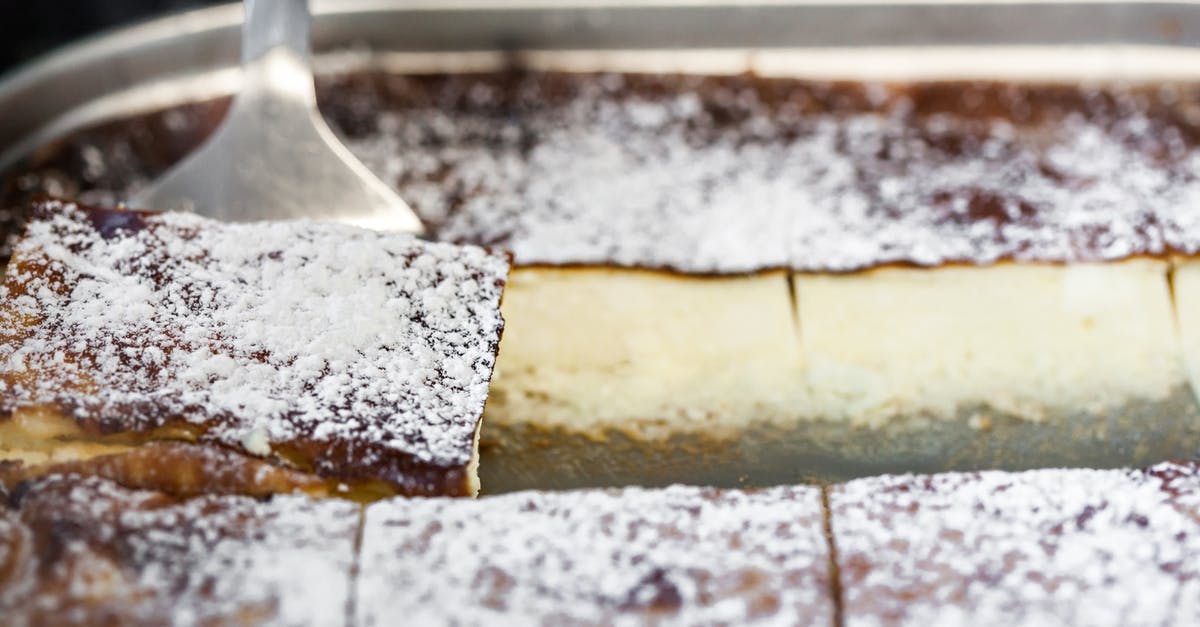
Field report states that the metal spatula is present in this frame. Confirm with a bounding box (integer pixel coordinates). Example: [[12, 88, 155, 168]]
[[130, 0, 424, 234]]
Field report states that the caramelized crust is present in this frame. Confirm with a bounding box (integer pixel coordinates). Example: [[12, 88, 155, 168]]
[[0, 442, 334, 499], [358, 484, 832, 625], [7, 73, 1200, 272], [832, 462, 1200, 625], [1, 474, 358, 626], [0, 201, 508, 498]]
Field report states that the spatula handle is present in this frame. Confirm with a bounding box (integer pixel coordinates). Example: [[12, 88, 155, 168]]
[[240, 0, 316, 105], [243, 0, 312, 65]]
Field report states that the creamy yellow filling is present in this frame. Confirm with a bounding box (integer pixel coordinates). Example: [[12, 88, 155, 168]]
[[796, 259, 1184, 427], [486, 260, 1189, 439], [485, 267, 805, 439]]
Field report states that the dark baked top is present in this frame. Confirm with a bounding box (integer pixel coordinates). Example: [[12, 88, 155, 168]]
[[357, 484, 832, 625], [341, 73, 1200, 273], [1, 474, 358, 626], [9, 465, 1200, 625], [0, 201, 509, 495], [831, 462, 1200, 626], [4, 71, 1200, 273]]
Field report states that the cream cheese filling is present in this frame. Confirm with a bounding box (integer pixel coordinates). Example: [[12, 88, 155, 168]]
[[484, 267, 805, 439], [486, 259, 1191, 439], [796, 259, 1184, 428]]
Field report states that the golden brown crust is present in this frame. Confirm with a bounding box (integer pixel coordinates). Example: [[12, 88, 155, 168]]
[[0, 201, 507, 499], [1, 474, 359, 625], [0, 441, 334, 499]]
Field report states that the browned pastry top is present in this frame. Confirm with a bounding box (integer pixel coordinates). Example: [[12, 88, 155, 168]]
[[0, 474, 358, 625], [341, 73, 1200, 273], [357, 483, 832, 624], [0, 201, 508, 496], [8, 71, 1199, 273], [831, 462, 1200, 625], [9, 465, 1200, 624]]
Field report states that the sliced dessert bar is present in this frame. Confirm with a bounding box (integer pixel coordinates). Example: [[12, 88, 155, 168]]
[[0, 200, 508, 498], [365, 75, 1195, 489], [0, 474, 359, 626], [481, 267, 805, 489], [7, 74, 1200, 489], [356, 484, 832, 625], [830, 463, 1200, 625], [795, 259, 1196, 473]]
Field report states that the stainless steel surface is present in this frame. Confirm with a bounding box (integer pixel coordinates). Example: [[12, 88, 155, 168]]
[[4, 1, 1200, 172], [131, 0, 424, 231]]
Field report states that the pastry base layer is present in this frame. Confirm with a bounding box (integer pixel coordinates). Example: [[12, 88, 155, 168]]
[[0, 407, 477, 500]]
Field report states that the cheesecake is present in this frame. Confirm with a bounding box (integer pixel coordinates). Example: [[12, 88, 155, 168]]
[[0, 200, 508, 498], [9, 463, 1200, 624], [0, 473, 359, 626], [831, 462, 1200, 625], [336, 73, 1200, 488], [359, 483, 831, 625], [5, 72, 1200, 490]]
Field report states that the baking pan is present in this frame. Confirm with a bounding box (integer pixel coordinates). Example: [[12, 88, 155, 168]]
[[6, 0, 1200, 170], [4, 0, 1200, 492]]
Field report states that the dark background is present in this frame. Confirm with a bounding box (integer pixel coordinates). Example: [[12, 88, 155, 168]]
[[0, 0, 227, 76]]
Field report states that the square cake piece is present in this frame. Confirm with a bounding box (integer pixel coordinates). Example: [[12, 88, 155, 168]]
[[788, 260, 1200, 475], [830, 463, 1200, 626], [480, 267, 806, 490], [0, 200, 508, 498], [0, 474, 360, 626], [796, 260, 1185, 426], [357, 485, 833, 625]]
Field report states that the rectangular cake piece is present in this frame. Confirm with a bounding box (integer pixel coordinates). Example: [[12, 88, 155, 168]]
[[789, 260, 1200, 474], [340, 73, 1200, 489], [0, 200, 508, 498], [8, 74, 1200, 490], [480, 267, 805, 490], [0, 474, 359, 626], [796, 261, 1184, 426], [830, 463, 1200, 626], [356, 484, 833, 625]]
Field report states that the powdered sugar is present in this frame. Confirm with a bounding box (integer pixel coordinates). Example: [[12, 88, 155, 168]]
[[5, 74, 1197, 273], [356, 484, 832, 626], [13, 465, 1200, 625], [3, 474, 359, 626], [0, 201, 508, 485], [338, 74, 1200, 273], [831, 463, 1200, 627]]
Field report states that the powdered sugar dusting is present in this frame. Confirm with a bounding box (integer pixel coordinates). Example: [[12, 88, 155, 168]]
[[357, 485, 832, 626], [0, 201, 508, 484], [5, 74, 1198, 273], [338, 74, 1200, 273], [3, 474, 358, 626], [831, 463, 1200, 627]]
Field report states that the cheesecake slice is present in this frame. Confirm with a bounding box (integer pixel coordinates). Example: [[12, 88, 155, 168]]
[[480, 267, 807, 489], [0, 200, 508, 498], [343, 74, 1198, 489], [831, 462, 1200, 625], [6, 73, 1200, 490], [792, 259, 1199, 475], [0, 473, 359, 626], [356, 484, 831, 625]]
